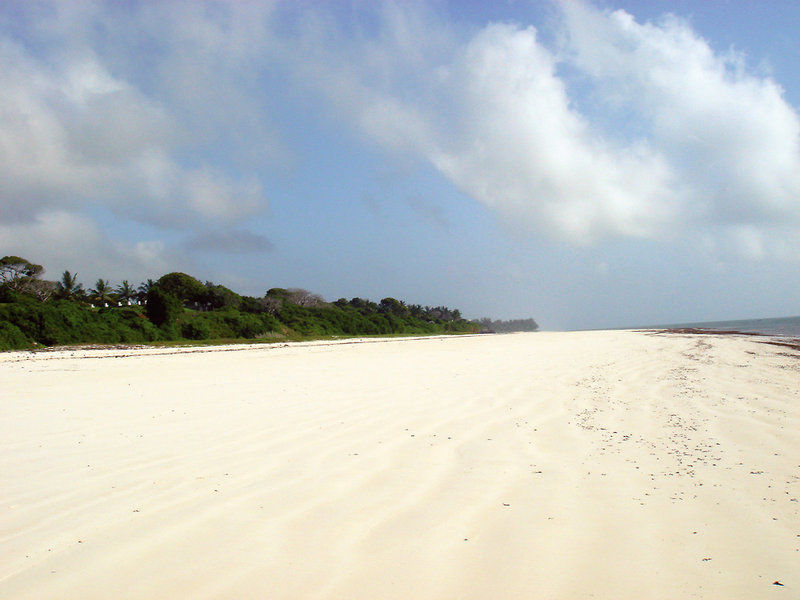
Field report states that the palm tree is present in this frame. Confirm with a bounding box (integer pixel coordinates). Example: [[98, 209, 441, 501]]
[[56, 270, 84, 300], [90, 278, 116, 307], [116, 280, 135, 305], [137, 279, 156, 305]]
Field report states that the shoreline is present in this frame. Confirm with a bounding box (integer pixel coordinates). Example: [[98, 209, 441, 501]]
[[0, 332, 490, 363], [4, 325, 799, 363]]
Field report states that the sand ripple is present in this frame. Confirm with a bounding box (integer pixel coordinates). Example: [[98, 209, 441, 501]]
[[1, 332, 798, 598]]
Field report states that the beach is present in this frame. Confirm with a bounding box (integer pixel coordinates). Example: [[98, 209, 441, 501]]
[[1, 330, 798, 599]]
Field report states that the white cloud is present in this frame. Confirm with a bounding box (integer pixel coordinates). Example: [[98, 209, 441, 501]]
[[430, 23, 678, 242], [183, 168, 265, 223], [698, 225, 800, 262], [278, 5, 681, 242], [282, 1, 800, 257], [0, 1, 277, 282], [559, 1, 800, 228], [0, 4, 294, 285], [0, 211, 189, 284]]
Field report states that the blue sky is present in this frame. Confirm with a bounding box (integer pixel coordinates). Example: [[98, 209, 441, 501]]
[[2, 1, 800, 329]]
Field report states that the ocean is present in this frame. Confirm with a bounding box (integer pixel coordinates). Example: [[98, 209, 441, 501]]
[[658, 315, 800, 338]]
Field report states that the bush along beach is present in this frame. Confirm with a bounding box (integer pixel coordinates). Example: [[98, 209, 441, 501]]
[[0, 256, 485, 350]]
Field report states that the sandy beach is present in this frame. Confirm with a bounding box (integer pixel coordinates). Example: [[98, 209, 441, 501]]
[[1, 331, 798, 599]]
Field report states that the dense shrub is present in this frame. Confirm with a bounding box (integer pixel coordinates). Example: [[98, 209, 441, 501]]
[[176, 309, 279, 340], [145, 288, 182, 327], [0, 299, 162, 347], [98, 306, 161, 342], [0, 321, 30, 350], [181, 320, 210, 340]]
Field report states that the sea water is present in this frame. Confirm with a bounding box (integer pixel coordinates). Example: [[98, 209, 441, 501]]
[[664, 315, 800, 337]]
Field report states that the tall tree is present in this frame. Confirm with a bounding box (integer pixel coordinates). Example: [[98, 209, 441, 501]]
[[30, 279, 58, 301], [285, 288, 325, 307], [201, 281, 241, 310], [90, 278, 116, 306], [0, 256, 44, 291], [156, 272, 206, 305], [137, 279, 156, 304], [380, 297, 409, 317], [56, 270, 84, 300], [116, 280, 135, 304]]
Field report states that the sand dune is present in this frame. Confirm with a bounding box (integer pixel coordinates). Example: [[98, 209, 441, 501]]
[[1, 331, 798, 599]]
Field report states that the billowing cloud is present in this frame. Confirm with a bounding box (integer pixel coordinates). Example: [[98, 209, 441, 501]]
[[0, 34, 268, 227], [559, 0, 800, 229], [281, 1, 800, 256], [430, 22, 677, 242]]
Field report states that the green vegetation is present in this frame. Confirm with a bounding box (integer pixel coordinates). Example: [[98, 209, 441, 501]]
[[476, 317, 539, 333], [0, 256, 481, 351]]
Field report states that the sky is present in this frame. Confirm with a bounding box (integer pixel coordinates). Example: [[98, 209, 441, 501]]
[[2, 0, 800, 330]]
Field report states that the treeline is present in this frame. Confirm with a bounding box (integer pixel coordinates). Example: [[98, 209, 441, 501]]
[[477, 317, 539, 333], [0, 256, 479, 351]]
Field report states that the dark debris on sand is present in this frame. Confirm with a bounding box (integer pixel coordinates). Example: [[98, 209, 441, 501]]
[[647, 328, 800, 356]]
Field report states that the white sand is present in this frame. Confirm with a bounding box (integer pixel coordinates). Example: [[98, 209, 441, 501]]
[[1, 331, 798, 599]]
